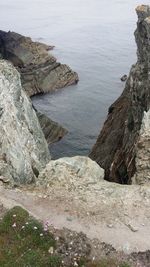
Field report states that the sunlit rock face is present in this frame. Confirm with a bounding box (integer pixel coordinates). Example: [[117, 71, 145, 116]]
[[90, 5, 150, 184], [0, 60, 50, 185]]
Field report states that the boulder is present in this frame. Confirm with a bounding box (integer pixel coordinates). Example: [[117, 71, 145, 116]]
[[0, 30, 79, 97], [37, 156, 104, 188], [0, 60, 50, 185], [120, 75, 127, 82], [89, 5, 150, 184]]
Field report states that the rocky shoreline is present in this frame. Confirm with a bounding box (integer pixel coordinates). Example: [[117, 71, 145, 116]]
[[0, 30, 79, 97], [0, 4, 149, 267]]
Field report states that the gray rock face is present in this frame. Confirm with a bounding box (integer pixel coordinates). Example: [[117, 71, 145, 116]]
[[132, 109, 150, 185], [0, 60, 50, 185], [89, 5, 150, 184], [0, 31, 79, 97], [37, 156, 104, 188]]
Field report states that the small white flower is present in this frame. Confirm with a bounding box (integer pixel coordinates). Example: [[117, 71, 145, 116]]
[[48, 247, 54, 254], [25, 222, 29, 225], [12, 223, 16, 228], [40, 233, 44, 237], [44, 227, 48, 231], [33, 226, 38, 230], [13, 214, 16, 218], [21, 225, 25, 229]]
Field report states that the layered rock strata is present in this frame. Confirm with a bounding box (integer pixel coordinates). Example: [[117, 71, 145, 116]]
[[0, 30, 71, 144], [0, 31, 79, 97], [90, 5, 150, 184], [0, 60, 50, 185]]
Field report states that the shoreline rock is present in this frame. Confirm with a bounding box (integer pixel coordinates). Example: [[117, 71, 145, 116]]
[[0, 30, 79, 97], [89, 5, 150, 185], [0, 30, 72, 146], [37, 111, 68, 145]]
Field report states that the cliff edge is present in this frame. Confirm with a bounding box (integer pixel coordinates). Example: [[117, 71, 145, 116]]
[[89, 5, 150, 185]]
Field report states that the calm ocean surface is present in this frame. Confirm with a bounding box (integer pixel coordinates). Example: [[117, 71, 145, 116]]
[[1, 0, 149, 158]]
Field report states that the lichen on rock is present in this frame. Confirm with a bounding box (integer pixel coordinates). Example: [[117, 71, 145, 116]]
[[37, 156, 104, 188], [0, 60, 50, 185]]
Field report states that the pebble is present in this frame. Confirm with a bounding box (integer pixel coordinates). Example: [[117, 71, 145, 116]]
[[67, 217, 73, 222], [107, 224, 113, 228]]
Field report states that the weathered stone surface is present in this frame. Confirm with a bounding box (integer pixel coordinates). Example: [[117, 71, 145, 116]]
[[0, 30, 79, 97], [37, 111, 68, 145], [89, 5, 150, 184], [0, 60, 50, 185], [37, 156, 104, 187], [132, 110, 150, 185]]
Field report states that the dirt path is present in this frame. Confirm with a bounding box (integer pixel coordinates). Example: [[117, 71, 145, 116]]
[[0, 183, 150, 255]]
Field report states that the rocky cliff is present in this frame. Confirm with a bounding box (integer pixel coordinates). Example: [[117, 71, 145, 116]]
[[0, 31, 79, 97], [0, 30, 71, 146], [0, 60, 50, 185], [89, 5, 150, 185]]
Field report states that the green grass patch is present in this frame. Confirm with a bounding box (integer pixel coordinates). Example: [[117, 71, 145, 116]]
[[0, 206, 61, 267]]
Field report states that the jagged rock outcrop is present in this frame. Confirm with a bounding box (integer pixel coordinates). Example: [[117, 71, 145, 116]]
[[37, 156, 104, 187], [89, 5, 150, 184], [0, 31, 79, 97], [37, 111, 68, 145], [0, 60, 50, 185]]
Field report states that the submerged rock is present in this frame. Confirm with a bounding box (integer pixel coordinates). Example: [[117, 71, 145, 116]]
[[0, 60, 50, 185], [37, 156, 104, 187], [0, 30, 79, 97], [89, 5, 150, 184]]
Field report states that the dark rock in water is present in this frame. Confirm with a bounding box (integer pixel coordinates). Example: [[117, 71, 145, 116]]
[[89, 5, 150, 185], [37, 111, 68, 145], [120, 74, 127, 82], [0, 30, 79, 97]]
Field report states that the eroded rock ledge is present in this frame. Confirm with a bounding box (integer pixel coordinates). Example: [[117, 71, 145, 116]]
[[0, 30, 79, 97], [89, 5, 150, 185]]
